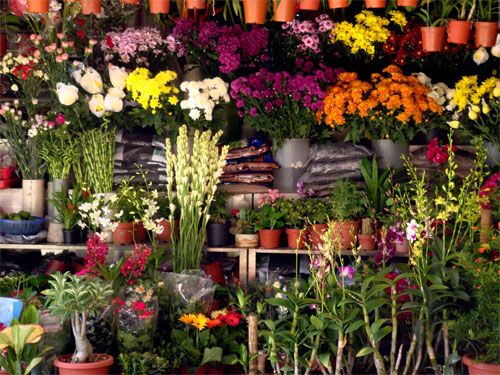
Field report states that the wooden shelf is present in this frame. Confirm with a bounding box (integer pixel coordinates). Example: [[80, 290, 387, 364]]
[[219, 184, 270, 194]]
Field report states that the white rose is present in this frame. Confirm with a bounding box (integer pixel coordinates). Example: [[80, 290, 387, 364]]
[[56, 82, 79, 106], [104, 93, 123, 112], [473, 47, 489, 65], [89, 94, 106, 117], [108, 87, 125, 99], [109, 65, 128, 90], [10, 84, 18, 92], [80, 67, 103, 94]]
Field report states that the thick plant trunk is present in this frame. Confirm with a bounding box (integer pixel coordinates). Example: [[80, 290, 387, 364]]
[[71, 312, 93, 363]]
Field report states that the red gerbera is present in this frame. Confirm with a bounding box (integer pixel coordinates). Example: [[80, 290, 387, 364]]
[[224, 311, 243, 327]]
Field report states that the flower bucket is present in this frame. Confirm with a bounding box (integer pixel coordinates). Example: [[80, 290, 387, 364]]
[[259, 229, 281, 249], [149, 0, 170, 13], [206, 222, 231, 247], [358, 233, 376, 251], [0, 166, 16, 180], [27, 0, 49, 12], [474, 21, 499, 47], [299, 0, 319, 10], [243, 0, 269, 24], [54, 354, 114, 375], [0, 33, 6, 56], [273, 0, 296, 22], [463, 353, 500, 375], [485, 141, 500, 168], [63, 228, 80, 245], [421, 26, 446, 52], [186, 0, 205, 9], [286, 228, 308, 249], [396, 0, 417, 6], [235, 233, 259, 248], [371, 139, 409, 169], [447, 20, 472, 44], [113, 222, 135, 246], [80, 0, 101, 14], [0, 297, 23, 327], [331, 221, 360, 249], [273, 138, 310, 193], [134, 221, 147, 242], [22, 179, 44, 218], [308, 223, 328, 249], [365, 0, 386, 8], [328, 0, 348, 8]]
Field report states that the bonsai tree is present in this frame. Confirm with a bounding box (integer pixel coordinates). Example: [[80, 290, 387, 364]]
[[42, 272, 113, 363], [330, 179, 366, 222]]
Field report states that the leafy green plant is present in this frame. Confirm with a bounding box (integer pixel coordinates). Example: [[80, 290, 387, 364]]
[[277, 199, 307, 229], [208, 191, 231, 224], [118, 350, 183, 375], [359, 158, 393, 220], [330, 180, 366, 222], [475, 0, 499, 21], [46, 186, 85, 229], [417, 0, 455, 26], [303, 198, 330, 225], [253, 204, 285, 231]]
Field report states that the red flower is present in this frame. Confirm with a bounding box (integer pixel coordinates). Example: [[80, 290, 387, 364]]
[[207, 319, 222, 328], [105, 36, 114, 49], [224, 311, 243, 327], [231, 209, 239, 216], [76, 30, 85, 40], [77, 18, 85, 27], [132, 301, 147, 312], [139, 310, 154, 319]]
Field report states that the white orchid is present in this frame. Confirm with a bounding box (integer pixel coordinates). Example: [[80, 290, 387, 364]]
[[473, 47, 489, 65]]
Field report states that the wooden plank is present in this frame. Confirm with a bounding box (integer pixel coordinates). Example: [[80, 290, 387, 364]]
[[248, 248, 257, 280], [219, 184, 270, 194], [239, 248, 248, 286]]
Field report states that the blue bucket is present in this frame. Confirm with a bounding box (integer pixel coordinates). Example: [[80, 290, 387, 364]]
[[0, 297, 23, 326]]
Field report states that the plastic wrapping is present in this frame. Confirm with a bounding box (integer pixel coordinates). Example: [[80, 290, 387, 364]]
[[223, 162, 279, 174], [115, 144, 167, 163], [308, 142, 372, 163], [0, 230, 47, 244], [115, 129, 166, 150], [227, 145, 270, 160], [159, 271, 216, 311], [299, 170, 363, 184], [221, 173, 274, 184], [307, 158, 365, 176]]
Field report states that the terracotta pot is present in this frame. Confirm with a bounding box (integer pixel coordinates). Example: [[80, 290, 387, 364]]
[[447, 20, 472, 44], [54, 354, 114, 375], [0, 33, 6, 56], [0, 370, 8, 375], [395, 239, 409, 253], [308, 223, 328, 249], [27, 0, 49, 12], [365, 0, 386, 8], [421, 26, 446, 52], [207, 365, 225, 375], [181, 365, 208, 374], [331, 221, 360, 249], [186, 0, 205, 9], [328, 0, 348, 8], [80, 0, 101, 14], [149, 0, 170, 13], [243, 0, 268, 24], [72, 260, 86, 273], [134, 221, 147, 242], [45, 259, 68, 275], [113, 222, 135, 246], [226, 364, 243, 374], [235, 233, 259, 248], [396, 0, 417, 5], [121, 0, 139, 3], [259, 229, 282, 249], [475, 21, 499, 47], [463, 353, 500, 375], [285, 228, 308, 249], [358, 233, 376, 251], [299, 0, 319, 10], [203, 262, 226, 285], [156, 219, 173, 243], [273, 0, 296, 22]]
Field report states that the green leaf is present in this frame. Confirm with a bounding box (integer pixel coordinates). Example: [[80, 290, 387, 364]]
[[346, 320, 364, 334], [373, 326, 392, 343], [356, 347, 375, 357], [200, 347, 223, 365], [24, 357, 44, 375], [370, 319, 389, 336], [310, 315, 323, 331], [266, 298, 295, 312], [21, 305, 39, 325], [365, 298, 387, 313]]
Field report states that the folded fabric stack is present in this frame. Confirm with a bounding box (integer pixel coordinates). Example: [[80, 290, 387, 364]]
[[299, 142, 372, 197], [114, 130, 167, 187], [221, 138, 279, 186]]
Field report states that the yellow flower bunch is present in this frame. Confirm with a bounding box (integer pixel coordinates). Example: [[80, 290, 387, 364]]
[[453, 75, 500, 112], [331, 10, 406, 56], [126, 68, 179, 112], [179, 313, 210, 331]]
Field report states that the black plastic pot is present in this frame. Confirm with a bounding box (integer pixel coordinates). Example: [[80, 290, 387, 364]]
[[207, 222, 231, 247], [63, 228, 80, 244], [80, 228, 89, 243]]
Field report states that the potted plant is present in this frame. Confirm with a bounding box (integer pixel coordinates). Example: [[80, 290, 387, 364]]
[[46, 186, 85, 244], [156, 194, 179, 244], [304, 198, 331, 250], [277, 199, 308, 249], [474, 0, 499, 47], [273, 0, 296, 22], [417, 0, 455, 51], [358, 218, 376, 251], [365, 0, 386, 8], [254, 204, 285, 249], [447, 0, 475, 44], [111, 178, 141, 246], [207, 191, 232, 247], [243, 0, 269, 23], [232, 209, 259, 248], [42, 272, 114, 374], [329, 180, 365, 250]]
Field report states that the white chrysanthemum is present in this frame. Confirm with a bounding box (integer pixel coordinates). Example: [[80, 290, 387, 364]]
[[189, 108, 201, 120]]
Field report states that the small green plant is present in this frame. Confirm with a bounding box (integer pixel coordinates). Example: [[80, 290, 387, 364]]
[[303, 198, 331, 225], [208, 191, 231, 224], [253, 204, 285, 231], [46, 186, 85, 229], [359, 158, 393, 220], [118, 350, 183, 375], [233, 209, 257, 234], [330, 180, 366, 222], [277, 199, 307, 229], [417, 0, 455, 26]]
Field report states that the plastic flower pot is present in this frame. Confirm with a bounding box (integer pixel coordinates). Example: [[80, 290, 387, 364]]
[[308, 224, 328, 249], [358, 233, 376, 251], [149, 0, 170, 13], [203, 262, 226, 285], [474, 21, 499, 47], [259, 229, 282, 249], [186, 0, 205, 9], [181, 365, 208, 374], [54, 354, 114, 375], [285, 228, 308, 249], [156, 219, 173, 243], [0, 33, 6, 56], [80, 0, 101, 14], [273, 0, 296, 22], [45, 259, 69, 275], [0, 166, 15, 180], [328, 0, 348, 8], [133, 221, 147, 242], [447, 20, 472, 44], [421, 26, 446, 52], [396, 0, 417, 6], [235, 233, 259, 248], [63, 228, 80, 244], [0, 297, 23, 327], [463, 353, 500, 375], [299, 0, 319, 10], [113, 222, 135, 246], [207, 365, 225, 375], [206, 222, 231, 247], [27, 0, 49, 12], [365, 0, 386, 8], [331, 221, 360, 249], [243, 0, 269, 24]]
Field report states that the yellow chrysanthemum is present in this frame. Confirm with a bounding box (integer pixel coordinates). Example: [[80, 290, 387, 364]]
[[179, 314, 196, 325], [126, 68, 179, 111], [191, 313, 209, 331], [389, 10, 407, 28]]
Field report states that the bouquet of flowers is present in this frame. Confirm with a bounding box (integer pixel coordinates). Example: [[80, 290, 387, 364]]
[[317, 65, 444, 143], [179, 77, 230, 133], [230, 65, 339, 147]]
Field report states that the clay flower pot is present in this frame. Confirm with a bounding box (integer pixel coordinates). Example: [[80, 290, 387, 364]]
[[395, 239, 409, 253], [396, 0, 417, 6], [308, 223, 328, 249], [203, 262, 226, 285], [27, 0, 49, 12], [156, 219, 173, 243], [447, 20, 472, 44], [299, 0, 319, 10], [80, 0, 101, 14], [72, 260, 86, 273], [54, 354, 114, 375], [186, 0, 205, 9], [358, 233, 376, 251], [273, 0, 296, 22], [365, 0, 386, 8], [45, 259, 68, 275], [235, 233, 259, 248], [0, 166, 16, 180], [149, 0, 170, 13], [286, 228, 308, 249], [243, 0, 268, 23], [113, 222, 135, 246], [259, 229, 282, 249], [328, 0, 348, 8], [121, 0, 139, 4], [463, 353, 500, 375], [421, 26, 446, 52], [475, 21, 499, 47], [134, 221, 147, 242], [331, 221, 360, 249]]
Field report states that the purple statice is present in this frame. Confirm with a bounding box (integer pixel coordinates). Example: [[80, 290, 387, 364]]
[[375, 223, 405, 265]]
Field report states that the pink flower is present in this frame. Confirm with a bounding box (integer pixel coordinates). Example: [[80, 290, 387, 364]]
[[55, 113, 65, 124], [55, 56, 63, 63], [139, 310, 154, 319], [33, 50, 41, 58], [57, 33, 66, 39], [132, 301, 147, 312]]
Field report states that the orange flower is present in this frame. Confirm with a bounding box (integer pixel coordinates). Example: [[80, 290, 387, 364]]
[[472, 226, 478, 231], [478, 247, 486, 253], [207, 319, 222, 328]]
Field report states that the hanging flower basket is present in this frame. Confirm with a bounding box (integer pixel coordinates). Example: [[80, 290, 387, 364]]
[[27, 0, 49, 13], [80, 0, 101, 14], [474, 21, 498, 47], [186, 0, 205, 9], [365, 0, 386, 8], [273, 0, 296, 22], [299, 0, 319, 10], [421, 26, 446, 52], [243, 0, 268, 24], [447, 20, 472, 44], [149, 0, 170, 13], [328, 0, 348, 8]]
